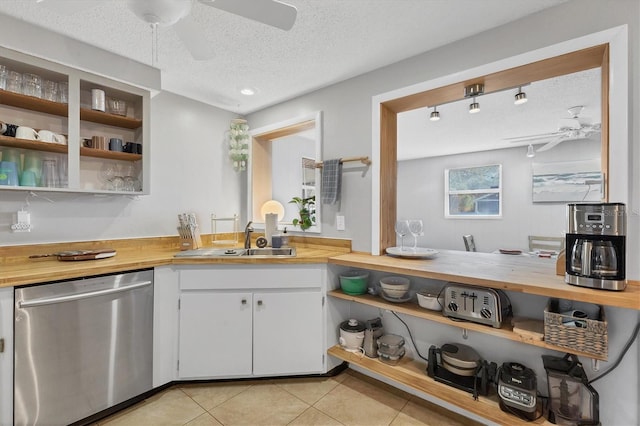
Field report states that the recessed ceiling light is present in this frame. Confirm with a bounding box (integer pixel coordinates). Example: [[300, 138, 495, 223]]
[[239, 87, 257, 96]]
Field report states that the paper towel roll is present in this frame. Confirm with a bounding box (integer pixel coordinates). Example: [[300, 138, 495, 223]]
[[265, 213, 278, 246]]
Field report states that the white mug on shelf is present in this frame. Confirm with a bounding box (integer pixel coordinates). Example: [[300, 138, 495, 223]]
[[15, 126, 38, 140], [37, 130, 66, 144]]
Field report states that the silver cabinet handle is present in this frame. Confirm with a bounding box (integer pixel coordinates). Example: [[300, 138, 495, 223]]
[[18, 281, 152, 308]]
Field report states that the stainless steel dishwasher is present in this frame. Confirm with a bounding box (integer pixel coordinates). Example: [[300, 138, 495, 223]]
[[14, 269, 153, 426]]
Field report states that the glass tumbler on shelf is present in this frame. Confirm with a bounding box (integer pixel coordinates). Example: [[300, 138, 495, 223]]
[[6, 71, 22, 93], [0, 65, 7, 90], [58, 81, 68, 103], [22, 73, 42, 98], [42, 80, 58, 102], [41, 159, 59, 188]]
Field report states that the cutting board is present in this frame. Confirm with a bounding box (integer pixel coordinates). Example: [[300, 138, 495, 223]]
[[512, 318, 545, 341], [29, 248, 117, 261]]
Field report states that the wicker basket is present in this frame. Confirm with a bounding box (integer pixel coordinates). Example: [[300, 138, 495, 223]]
[[544, 299, 607, 360]]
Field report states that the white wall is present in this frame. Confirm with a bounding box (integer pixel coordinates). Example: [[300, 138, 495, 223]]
[[398, 139, 601, 252], [0, 91, 241, 244]]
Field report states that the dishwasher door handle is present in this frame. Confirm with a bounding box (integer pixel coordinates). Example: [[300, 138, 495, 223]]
[[18, 280, 153, 308]]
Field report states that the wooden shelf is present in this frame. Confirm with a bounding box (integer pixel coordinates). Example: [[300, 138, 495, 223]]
[[80, 147, 141, 161], [0, 135, 67, 154], [327, 345, 552, 425], [0, 136, 141, 161], [329, 290, 607, 360], [0, 89, 68, 117], [0, 89, 142, 129], [329, 251, 640, 310], [80, 108, 142, 129]]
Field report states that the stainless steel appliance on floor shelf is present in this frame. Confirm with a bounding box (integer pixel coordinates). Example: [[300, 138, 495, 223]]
[[14, 269, 154, 426], [565, 203, 626, 291]]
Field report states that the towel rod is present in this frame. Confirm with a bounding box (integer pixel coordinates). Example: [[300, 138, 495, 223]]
[[315, 156, 371, 168]]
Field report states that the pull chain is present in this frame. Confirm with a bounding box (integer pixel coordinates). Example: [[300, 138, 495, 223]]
[[151, 23, 158, 67]]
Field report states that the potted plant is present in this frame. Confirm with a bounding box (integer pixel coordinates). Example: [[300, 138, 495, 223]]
[[289, 195, 316, 230]]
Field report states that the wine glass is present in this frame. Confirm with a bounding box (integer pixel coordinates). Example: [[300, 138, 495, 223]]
[[407, 219, 424, 251], [395, 220, 410, 251]]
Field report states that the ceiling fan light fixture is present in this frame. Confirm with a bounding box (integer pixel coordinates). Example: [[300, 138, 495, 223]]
[[514, 87, 528, 105], [526, 144, 535, 158], [429, 106, 440, 121]]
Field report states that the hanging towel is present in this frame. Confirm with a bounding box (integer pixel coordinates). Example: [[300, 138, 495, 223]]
[[321, 159, 342, 204]]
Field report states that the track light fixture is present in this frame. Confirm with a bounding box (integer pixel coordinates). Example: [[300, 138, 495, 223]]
[[514, 86, 528, 105], [429, 106, 440, 121], [464, 83, 483, 114], [526, 144, 535, 158]]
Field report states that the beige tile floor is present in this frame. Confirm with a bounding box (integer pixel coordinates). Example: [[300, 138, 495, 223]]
[[97, 370, 483, 426]]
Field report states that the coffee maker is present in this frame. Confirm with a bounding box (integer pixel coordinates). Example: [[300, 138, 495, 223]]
[[565, 203, 626, 291]]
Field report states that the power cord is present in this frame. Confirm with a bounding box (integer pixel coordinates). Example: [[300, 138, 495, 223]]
[[390, 310, 429, 361], [589, 321, 640, 384]]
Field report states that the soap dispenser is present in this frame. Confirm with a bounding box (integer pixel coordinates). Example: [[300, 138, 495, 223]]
[[281, 228, 289, 247]]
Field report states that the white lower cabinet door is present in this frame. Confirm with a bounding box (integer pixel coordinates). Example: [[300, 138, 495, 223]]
[[253, 291, 324, 376], [178, 292, 252, 378]]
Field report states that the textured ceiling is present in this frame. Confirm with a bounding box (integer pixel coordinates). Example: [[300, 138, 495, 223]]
[[0, 0, 566, 114]]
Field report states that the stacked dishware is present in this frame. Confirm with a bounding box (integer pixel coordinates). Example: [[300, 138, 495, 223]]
[[379, 276, 411, 302], [377, 334, 405, 365]]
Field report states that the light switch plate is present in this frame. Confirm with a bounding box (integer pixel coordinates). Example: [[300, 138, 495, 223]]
[[336, 214, 345, 231]]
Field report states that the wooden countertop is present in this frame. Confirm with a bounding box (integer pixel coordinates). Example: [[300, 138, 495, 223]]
[[329, 251, 640, 310], [0, 236, 350, 288]]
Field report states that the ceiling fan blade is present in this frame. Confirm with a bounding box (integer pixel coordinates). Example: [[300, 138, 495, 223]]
[[198, 0, 297, 30], [173, 15, 216, 60], [536, 138, 564, 152], [505, 132, 564, 142]]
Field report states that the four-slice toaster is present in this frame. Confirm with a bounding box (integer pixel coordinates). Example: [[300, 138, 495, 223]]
[[442, 283, 512, 328]]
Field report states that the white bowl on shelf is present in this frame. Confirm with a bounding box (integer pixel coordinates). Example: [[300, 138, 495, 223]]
[[380, 287, 410, 299], [417, 291, 444, 311], [380, 276, 410, 292]]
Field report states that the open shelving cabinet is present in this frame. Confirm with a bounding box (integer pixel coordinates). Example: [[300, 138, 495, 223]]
[[0, 46, 150, 194], [327, 345, 552, 425]]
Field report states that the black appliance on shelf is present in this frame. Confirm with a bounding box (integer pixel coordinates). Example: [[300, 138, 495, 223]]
[[497, 362, 540, 421], [565, 203, 626, 291], [543, 354, 600, 426], [427, 343, 496, 399]]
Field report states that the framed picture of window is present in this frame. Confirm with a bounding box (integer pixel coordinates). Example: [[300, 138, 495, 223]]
[[445, 164, 502, 218]]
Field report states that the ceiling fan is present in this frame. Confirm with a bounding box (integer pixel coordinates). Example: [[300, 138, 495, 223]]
[[39, 0, 297, 61], [505, 105, 601, 153]]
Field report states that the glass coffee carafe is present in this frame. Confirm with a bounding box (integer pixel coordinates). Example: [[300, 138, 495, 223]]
[[570, 239, 619, 279]]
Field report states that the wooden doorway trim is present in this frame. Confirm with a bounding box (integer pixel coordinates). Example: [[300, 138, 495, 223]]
[[377, 44, 610, 255]]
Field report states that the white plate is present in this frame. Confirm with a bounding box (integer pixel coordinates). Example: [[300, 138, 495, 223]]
[[386, 247, 439, 259]]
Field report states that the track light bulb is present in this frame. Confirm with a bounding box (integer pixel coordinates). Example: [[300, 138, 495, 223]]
[[430, 107, 440, 121], [515, 87, 528, 105], [526, 144, 535, 158], [469, 97, 480, 114]]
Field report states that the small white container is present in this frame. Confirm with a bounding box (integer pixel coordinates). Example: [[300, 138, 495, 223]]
[[417, 291, 444, 311], [91, 88, 106, 112], [380, 276, 410, 292]]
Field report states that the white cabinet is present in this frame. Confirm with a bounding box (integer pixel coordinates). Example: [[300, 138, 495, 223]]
[[177, 265, 326, 379], [0, 46, 150, 194], [179, 291, 253, 378], [0, 287, 13, 426]]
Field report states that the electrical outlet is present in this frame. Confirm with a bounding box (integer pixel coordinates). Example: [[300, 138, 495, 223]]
[[336, 214, 345, 231], [11, 210, 31, 232]]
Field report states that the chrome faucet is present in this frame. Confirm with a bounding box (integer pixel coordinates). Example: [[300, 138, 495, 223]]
[[244, 221, 254, 249]]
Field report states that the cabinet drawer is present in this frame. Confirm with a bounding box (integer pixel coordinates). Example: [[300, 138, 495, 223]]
[[180, 264, 325, 290]]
